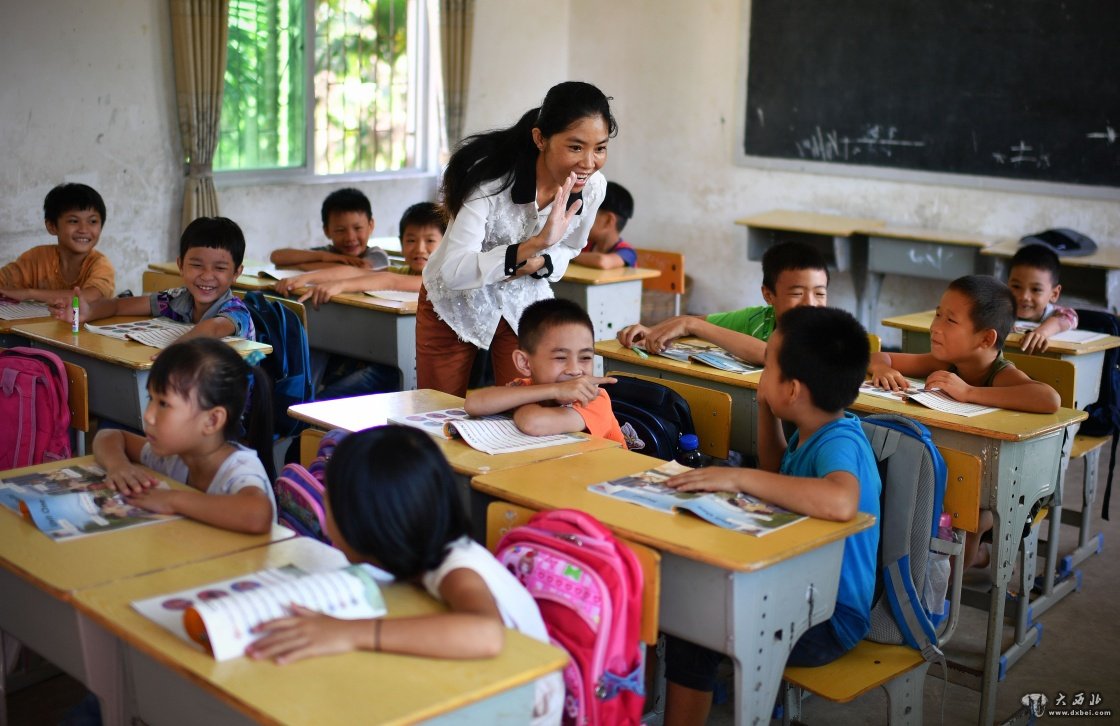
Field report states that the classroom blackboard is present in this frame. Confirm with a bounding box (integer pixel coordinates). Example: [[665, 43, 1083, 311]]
[[743, 0, 1120, 189]]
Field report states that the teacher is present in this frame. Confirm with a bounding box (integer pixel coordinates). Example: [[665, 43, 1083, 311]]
[[418, 81, 617, 396]]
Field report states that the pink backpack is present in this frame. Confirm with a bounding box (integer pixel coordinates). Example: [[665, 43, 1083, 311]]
[[274, 463, 329, 542], [0, 347, 71, 470], [496, 509, 645, 725]]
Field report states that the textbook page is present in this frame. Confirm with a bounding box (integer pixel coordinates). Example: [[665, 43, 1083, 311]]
[[364, 289, 420, 303], [388, 407, 473, 439], [1013, 321, 1107, 344], [444, 417, 585, 455], [860, 380, 998, 417], [0, 300, 52, 320], [85, 318, 192, 348], [588, 461, 806, 536], [241, 264, 304, 280]]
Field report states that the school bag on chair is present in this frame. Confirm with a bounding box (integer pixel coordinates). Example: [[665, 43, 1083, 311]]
[[243, 292, 314, 439], [607, 375, 695, 460], [1073, 308, 1120, 519], [496, 509, 645, 725], [274, 429, 349, 542], [860, 414, 949, 659], [0, 347, 71, 470]]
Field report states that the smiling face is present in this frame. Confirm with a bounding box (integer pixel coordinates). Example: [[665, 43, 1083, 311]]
[[324, 210, 374, 257], [400, 223, 442, 273], [46, 208, 103, 257], [1007, 264, 1060, 322], [930, 288, 988, 363], [516, 322, 596, 385], [762, 268, 829, 318], [177, 246, 242, 317], [533, 115, 610, 196]]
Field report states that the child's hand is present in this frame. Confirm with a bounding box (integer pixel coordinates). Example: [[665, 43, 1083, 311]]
[[617, 324, 650, 348], [49, 286, 88, 324], [105, 464, 161, 495], [666, 467, 745, 492], [639, 317, 692, 353], [1019, 329, 1051, 354], [247, 605, 362, 664], [274, 275, 310, 296], [123, 487, 179, 514], [330, 252, 372, 269], [553, 376, 616, 406], [868, 364, 910, 391], [299, 281, 345, 308], [924, 370, 972, 401]]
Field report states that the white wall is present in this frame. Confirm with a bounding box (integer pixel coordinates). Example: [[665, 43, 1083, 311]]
[[3, 0, 1118, 347]]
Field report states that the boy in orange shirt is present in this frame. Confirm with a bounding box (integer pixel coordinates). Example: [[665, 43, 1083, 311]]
[[0, 183, 115, 305], [465, 298, 625, 445]]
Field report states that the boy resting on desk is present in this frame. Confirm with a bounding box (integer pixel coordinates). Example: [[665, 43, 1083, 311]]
[[573, 180, 638, 269], [274, 202, 445, 308], [0, 183, 115, 305], [661, 306, 881, 725], [57, 217, 254, 342], [1007, 243, 1079, 354], [869, 274, 1060, 568], [465, 297, 626, 445], [617, 240, 828, 365], [270, 187, 389, 271]]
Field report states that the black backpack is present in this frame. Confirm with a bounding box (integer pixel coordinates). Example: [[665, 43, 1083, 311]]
[[1074, 308, 1120, 519], [607, 376, 695, 460], [244, 292, 314, 439]]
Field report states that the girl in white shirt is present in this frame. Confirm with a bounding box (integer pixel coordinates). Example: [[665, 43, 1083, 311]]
[[419, 81, 616, 396], [249, 425, 563, 724]]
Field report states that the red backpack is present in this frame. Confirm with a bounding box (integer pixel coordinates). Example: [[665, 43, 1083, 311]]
[[496, 509, 645, 725], [0, 347, 71, 470]]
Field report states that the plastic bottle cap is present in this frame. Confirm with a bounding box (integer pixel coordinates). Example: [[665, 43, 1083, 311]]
[[679, 434, 699, 451]]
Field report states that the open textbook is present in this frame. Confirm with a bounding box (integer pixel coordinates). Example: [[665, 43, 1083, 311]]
[[388, 407, 585, 455], [84, 318, 243, 350], [0, 299, 52, 320], [589, 461, 806, 536], [1012, 320, 1108, 344], [640, 341, 759, 374], [240, 264, 305, 281], [132, 561, 389, 661], [363, 289, 420, 304], [0, 464, 177, 541], [859, 379, 998, 417]]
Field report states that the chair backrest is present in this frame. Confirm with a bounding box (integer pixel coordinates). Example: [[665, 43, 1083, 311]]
[[634, 248, 685, 295], [233, 290, 309, 331], [62, 360, 90, 435], [867, 333, 882, 354], [608, 371, 731, 459], [1003, 352, 1075, 408], [142, 270, 185, 292]]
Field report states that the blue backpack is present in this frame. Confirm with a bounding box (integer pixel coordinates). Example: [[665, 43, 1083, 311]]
[[861, 414, 948, 657], [243, 292, 313, 438], [1073, 308, 1120, 519], [607, 376, 695, 460]]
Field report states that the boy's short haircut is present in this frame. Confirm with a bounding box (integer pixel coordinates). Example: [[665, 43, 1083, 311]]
[[761, 241, 830, 291], [1009, 243, 1061, 285], [517, 298, 594, 353], [398, 202, 448, 237], [776, 306, 868, 412], [600, 181, 634, 233], [321, 187, 373, 227], [179, 216, 246, 267], [947, 274, 1016, 349], [43, 183, 107, 224]]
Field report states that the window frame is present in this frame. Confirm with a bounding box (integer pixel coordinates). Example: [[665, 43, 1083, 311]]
[[215, 0, 439, 186]]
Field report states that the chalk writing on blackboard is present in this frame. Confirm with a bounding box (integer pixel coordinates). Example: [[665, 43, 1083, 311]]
[[1086, 126, 1117, 144], [795, 125, 925, 162], [991, 140, 1051, 169]]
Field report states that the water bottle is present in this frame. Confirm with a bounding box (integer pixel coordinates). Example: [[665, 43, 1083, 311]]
[[923, 512, 953, 616], [676, 434, 706, 468]]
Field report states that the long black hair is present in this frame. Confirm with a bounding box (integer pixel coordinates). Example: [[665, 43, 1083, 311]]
[[325, 425, 469, 580], [149, 337, 276, 481], [440, 81, 618, 216]]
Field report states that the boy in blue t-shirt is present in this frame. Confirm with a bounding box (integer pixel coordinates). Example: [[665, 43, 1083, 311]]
[[574, 181, 638, 269], [662, 306, 881, 724]]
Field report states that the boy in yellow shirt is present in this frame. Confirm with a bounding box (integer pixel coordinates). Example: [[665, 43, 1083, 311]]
[[0, 183, 115, 305]]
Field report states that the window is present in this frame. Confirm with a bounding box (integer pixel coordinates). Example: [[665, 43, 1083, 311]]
[[216, 0, 432, 176]]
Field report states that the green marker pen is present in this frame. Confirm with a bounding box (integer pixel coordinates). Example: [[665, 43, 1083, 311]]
[[71, 295, 80, 334]]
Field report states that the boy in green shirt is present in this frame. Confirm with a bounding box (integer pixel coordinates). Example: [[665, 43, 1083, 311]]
[[617, 241, 829, 365]]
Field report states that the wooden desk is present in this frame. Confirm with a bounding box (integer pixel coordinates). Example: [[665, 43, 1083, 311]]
[[596, 339, 763, 455], [553, 264, 660, 373], [0, 315, 54, 347], [881, 309, 1120, 408], [735, 210, 1009, 329], [0, 456, 292, 723], [150, 261, 421, 390], [288, 389, 621, 535], [10, 318, 272, 429], [73, 537, 566, 726], [982, 237, 1120, 313], [473, 447, 873, 726]]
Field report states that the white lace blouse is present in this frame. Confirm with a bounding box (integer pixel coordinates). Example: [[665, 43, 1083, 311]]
[[423, 170, 606, 348]]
